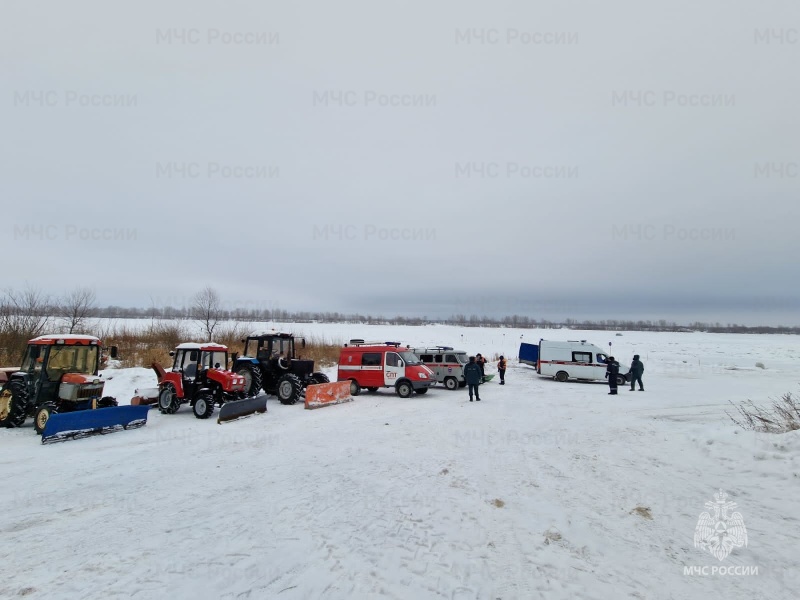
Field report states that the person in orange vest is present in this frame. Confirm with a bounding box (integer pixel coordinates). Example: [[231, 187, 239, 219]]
[[475, 353, 487, 379], [497, 355, 507, 385]]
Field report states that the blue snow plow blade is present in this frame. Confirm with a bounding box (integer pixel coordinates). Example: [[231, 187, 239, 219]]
[[41, 405, 150, 444]]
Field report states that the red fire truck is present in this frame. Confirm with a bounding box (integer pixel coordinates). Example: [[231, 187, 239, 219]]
[[337, 340, 435, 398]]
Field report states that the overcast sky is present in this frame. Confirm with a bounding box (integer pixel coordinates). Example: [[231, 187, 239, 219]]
[[2, 1, 799, 326]]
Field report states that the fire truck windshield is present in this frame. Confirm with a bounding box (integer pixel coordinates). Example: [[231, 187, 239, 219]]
[[399, 351, 421, 365]]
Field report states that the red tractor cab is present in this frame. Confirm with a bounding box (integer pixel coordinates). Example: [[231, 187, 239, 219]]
[[337, 340, 435, 398], [158, 342, 247, 419]]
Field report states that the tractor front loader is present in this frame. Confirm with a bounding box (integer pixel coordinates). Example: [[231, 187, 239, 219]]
[[0, 335, 149, 443]]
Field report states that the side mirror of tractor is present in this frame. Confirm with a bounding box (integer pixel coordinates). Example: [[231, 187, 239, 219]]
[[301, 339, 306, 349], [110, 346, 118, 359], [231, 352, 238, 364], [169, 351, 175, 357]]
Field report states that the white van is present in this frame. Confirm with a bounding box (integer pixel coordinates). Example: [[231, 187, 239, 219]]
[[410, 346, 468, 390], [537, 339, 628, 385]]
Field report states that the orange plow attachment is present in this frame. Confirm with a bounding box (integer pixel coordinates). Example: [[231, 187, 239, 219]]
[[305, 381, 353, 410]]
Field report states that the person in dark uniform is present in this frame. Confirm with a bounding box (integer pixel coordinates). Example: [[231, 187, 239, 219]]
[[605, 356, 620, 395], [464, 356, 483, 401], [628, 355, 644, 391]]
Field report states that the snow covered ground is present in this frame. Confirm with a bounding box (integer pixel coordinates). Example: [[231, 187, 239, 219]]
[[1, 325, 799, 599]]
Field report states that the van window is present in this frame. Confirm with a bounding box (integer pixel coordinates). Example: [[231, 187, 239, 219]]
[[445, 354, 458, 363], [434, 354, 442, 362], [596, 354, 608, 364], [419, 354, 433, 363], [386, 352, 400, 367], [572, 352, 592, 363], [361, 353, 382, 366]]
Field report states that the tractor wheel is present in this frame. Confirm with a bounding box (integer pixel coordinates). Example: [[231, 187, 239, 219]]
[[555, 371, 569, 383], [415, 388, 428, 395], [310, 372, 330, 385], [276, 373, 303, 405], [98, 396, 118, 408], [396, 381, 413, 398], [236, 363, 263, 397], [192, 393, 215, 419], [444, 377, 458, 391], [158, 385, 180, 414], [349, 380, 361, 396], [0, 381, 30, 428], [34, 402, 57, 434]]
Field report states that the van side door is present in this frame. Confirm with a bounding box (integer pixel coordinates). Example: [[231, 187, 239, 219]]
[[384, 352, 404, 386]]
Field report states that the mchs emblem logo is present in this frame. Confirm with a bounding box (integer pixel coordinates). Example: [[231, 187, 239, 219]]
[[694, 489, 748, 561]]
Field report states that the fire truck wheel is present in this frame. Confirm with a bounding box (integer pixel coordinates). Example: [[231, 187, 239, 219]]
[[366, 387, 378, 393], [0, 381, 29, 428], [277, 373, 303, 405], [555, 371, 569, 382], [444, 377, 458, 391], [236, 364, 263, 397], [415, 388, 428, 395], [396, 381, 413, 398], [310, 372, 330, 385], [192, 393, 215, 419], [34, 402, 57, 434], [158, 385, 180, 414]]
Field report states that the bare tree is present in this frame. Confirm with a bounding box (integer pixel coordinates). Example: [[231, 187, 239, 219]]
[[57, 287, 96, 333], [191, 287, 222, 341], [0, 287, 51, 359]]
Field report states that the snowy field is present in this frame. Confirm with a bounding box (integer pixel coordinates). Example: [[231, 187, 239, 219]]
[[1, 324, 799, 599]]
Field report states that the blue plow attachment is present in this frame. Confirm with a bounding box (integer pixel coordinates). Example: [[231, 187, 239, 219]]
[[41, 405, 150, 444]]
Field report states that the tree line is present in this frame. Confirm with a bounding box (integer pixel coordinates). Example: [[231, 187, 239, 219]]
[[2, 286, 798, 340]]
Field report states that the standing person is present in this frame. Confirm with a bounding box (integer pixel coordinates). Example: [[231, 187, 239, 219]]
[[497, 355, 507, 385], [464, 356, 483, 401], [628, 354, 644, 391], [475, 353, 486, 380], [605, 356, 620, 395]]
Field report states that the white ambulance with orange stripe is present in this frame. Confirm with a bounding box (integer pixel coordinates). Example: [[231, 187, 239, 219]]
[[537, 339, 628, 385]]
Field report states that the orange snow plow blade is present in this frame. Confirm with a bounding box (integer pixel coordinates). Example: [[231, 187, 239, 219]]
[[305, 381, 353, 410]]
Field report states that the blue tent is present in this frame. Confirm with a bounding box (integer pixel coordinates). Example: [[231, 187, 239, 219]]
[[519, 342, 539, 366]]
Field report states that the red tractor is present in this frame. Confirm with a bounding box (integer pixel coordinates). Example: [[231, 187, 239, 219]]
[[156, 342, 247, 419]]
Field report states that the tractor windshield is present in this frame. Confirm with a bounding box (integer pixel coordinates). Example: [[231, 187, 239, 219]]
[[201, 351, 228, 370], [399, 351, 422, 365], [46, 345, 99, 380], [271, 338, 293, 358]]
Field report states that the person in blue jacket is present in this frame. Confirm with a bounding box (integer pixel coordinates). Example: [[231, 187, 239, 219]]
[[464, 356, 483, 402]]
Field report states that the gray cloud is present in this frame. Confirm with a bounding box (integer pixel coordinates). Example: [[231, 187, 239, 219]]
[[1, 0, 798, 325]]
